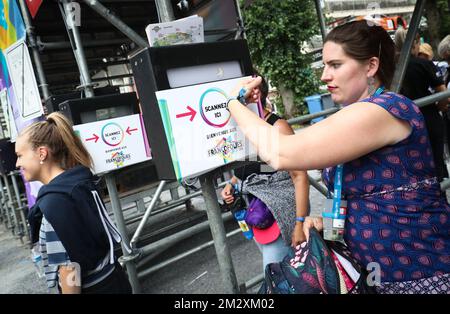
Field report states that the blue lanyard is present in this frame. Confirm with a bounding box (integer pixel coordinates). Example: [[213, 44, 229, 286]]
[[323, 85, 385, 220], [373, 86, 385, 97], [322, 164, 346, 220], [332, 164, 344, 217]]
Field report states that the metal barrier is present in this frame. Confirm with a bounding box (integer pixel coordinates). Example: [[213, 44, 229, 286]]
[[0, 171, 30, 245]]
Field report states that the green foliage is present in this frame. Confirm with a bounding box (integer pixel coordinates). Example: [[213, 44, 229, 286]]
[[437, 0, 450, 39], [240, 0, 321, 117]]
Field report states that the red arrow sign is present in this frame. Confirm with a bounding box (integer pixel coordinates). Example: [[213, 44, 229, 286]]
[[126, 126, 138, 135], [86, 134, 99, 143], [176, 106, 197, 122], [26, 0, 43, 19]]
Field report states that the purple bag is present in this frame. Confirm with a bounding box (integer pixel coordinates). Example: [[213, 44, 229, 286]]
[[245, 197, 275, 229]]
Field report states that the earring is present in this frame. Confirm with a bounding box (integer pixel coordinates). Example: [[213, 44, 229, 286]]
[[39, 160, 44, 165], [367, 77, 376, 95]]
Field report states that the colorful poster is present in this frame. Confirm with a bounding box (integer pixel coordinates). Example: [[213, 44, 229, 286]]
[[73, 114, 151, 174], [1, 0, 43, 208], [0, 0, 42, 138], [155, 76, 263, 180], [0, 0, 26, 91]]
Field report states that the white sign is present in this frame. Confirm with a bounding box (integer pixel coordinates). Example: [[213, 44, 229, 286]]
[[155, 77, 263, 180], [145, 15, 204, 47], [73, 114, 151, 174], [5, 40, 44, 121]]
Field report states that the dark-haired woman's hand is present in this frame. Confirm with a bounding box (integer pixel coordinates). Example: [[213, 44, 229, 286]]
[[291, 223, 307, 247], [303, 216, 323, 241], [230, 76, 263, 104]]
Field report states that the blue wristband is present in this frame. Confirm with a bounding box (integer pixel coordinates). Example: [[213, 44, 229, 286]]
[[296, 217, 305, 223], [238, 87, 247, 105]]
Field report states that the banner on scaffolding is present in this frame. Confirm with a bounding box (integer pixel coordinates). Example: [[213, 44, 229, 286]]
[[0, 0, 43, 208]]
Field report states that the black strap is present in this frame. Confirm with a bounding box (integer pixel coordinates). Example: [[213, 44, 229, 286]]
[[266, 113, 281, 125]]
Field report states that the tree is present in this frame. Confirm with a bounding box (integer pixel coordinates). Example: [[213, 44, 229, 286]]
[[240, 0, 320, 118], [425, 0, 450, 52]]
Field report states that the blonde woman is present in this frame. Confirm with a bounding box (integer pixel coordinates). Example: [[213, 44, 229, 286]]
[[17, 112, 131, 294]]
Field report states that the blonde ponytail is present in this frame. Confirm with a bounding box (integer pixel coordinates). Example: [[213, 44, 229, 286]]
[[21, 112, 93, 169]]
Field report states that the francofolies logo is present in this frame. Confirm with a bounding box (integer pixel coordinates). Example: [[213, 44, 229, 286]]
[[207, 136, 243, 163], [106, 151, 131, 167]]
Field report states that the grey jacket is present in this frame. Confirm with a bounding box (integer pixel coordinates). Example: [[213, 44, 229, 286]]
[[242, 171, 309, 245]]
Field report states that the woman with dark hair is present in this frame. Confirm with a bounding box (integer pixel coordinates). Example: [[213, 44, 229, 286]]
[[16, 112, 132, 294], [226, 20, 449, 293], [221, 73, 310, 270]]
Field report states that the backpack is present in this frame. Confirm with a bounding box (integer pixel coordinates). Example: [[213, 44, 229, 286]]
[[258, 228, 377, 294]]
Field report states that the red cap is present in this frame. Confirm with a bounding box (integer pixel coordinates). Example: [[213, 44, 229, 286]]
[[252, 221, 281, 244]]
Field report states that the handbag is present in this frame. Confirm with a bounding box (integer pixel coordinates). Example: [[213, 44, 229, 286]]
[[259, 227, 377, 294]]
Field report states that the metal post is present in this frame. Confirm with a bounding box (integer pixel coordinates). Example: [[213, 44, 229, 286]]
[[415, 89, 450, 108], [287, 107, 339, 125], [170, 187, 179, 201], [82, 0, 149, 48], [234, 0, 246, 40], [155, 0, 175, 23], [10, 172, 30, 242], [314, 0, 327, 41], [391, 0, 426, 93], [104, 173, 141, 293], [130, 180, 166, 249], [3, 175, 21, 238], [17, 0, 50, 100], [308, 174, 329, 197], [138, 228, 241, 279], [60, 0, 95, 97], [0, 177, 11, 229], [199, 172, 239, 294]]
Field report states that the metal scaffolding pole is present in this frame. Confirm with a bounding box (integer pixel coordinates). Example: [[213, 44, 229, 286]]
[[38, 38, 131, 51], [391, 0, 426, 93], [60, 0, 95, 97], [314, 0, 327, 41], [139, 211, 233, 256], [58, 0, 140, 292], [0, 176, 11, 229], [199, 172, 239, 294], [308, 174, 329, 197], [130, 180, 166, 249], [105, 173, 141, 293], [139, 229, 241, 279], [82, 0, 149, 48], [17, 0, 50, 100], [2, 175, 21, 239], [155, 0, 175, 23], [10, 172, 30, 243]]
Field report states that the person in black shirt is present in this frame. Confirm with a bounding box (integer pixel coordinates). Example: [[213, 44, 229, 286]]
[[395, 28, 449, 180]]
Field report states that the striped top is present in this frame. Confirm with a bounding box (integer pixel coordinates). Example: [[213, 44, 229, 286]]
[[39, 216, 115, 289]]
